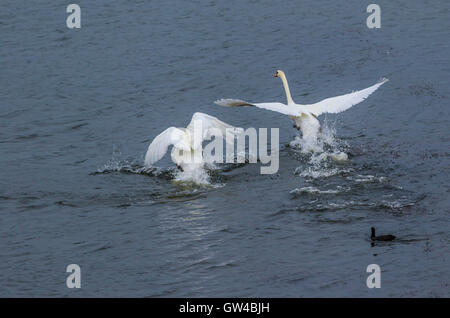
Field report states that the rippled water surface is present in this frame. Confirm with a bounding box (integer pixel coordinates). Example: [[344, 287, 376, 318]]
[[0, 1, 449, 297]]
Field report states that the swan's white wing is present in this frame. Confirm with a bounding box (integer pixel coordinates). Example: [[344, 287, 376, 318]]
[[144, 127, 185, 166], [187, 112, 243, 148], [215, 99, 302, 117], [189, 112, 235, 133], [253, 102, 304, 116], [307, 78, 389, 116]]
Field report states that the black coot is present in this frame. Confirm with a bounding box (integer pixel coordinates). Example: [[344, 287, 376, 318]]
[[371, 227, 396, 241]]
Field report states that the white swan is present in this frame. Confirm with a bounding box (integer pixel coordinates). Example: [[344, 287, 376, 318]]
[[144, 112, 241, 174], [215, 70, 388, 149]]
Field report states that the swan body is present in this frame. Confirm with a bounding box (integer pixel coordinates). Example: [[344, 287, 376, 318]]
[[144, 112, 240, 172], [215, 70, 388, 149]]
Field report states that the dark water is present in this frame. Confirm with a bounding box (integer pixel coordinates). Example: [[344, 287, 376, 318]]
[[1, 0, 449, 297]]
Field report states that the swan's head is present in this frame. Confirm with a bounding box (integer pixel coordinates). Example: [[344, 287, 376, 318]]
[[273, 70, 285, 78]]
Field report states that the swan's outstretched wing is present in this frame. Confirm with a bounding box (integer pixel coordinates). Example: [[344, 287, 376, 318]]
[[215, 99, 302, 117], [144, 127, 185, 166], [307, 78, 389, 116], [188, 112, 243, 148]]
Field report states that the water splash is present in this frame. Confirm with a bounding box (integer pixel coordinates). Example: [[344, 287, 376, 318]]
[[173, 163, 212, 186], [296, 166, 354, 179], [290, 186, 348, 195], [93, 149, 230, 187], [94, 153, 160, 176], [347, 174, 387, 183], [289, 119, 349, 163]]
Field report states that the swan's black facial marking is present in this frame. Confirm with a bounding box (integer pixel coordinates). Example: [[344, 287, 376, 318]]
[[274, 71, 278, 77]]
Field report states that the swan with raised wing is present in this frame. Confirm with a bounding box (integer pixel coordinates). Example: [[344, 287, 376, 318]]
[[145, 112, 241, 174], [215, 70, 388, 151]]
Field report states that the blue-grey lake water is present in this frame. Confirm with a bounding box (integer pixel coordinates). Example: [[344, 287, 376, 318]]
[[0, 0, 449, 297]]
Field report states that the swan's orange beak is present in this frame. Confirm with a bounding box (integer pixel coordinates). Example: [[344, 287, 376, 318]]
[[274, 73, 278, 77]]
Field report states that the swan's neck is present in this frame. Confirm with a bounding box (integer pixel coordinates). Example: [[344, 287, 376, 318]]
[[279, 73, 294, 105]]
